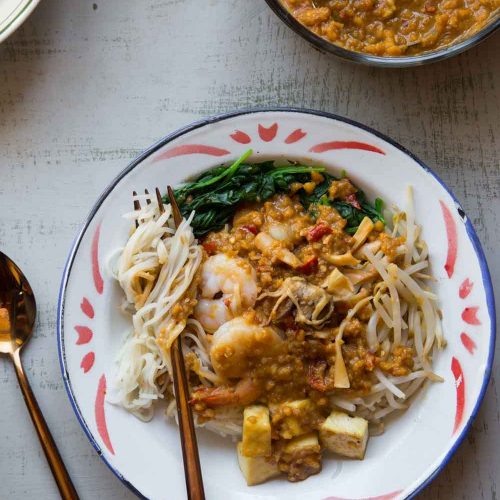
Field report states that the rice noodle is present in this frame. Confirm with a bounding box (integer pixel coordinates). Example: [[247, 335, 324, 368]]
[[108, 194, 203, 420]]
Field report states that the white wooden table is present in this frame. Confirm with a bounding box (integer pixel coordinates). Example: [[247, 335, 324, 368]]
[[0, 1, 498, 498]]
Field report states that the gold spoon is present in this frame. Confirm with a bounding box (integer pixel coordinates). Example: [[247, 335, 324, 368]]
[[0, 251, 79, 499]]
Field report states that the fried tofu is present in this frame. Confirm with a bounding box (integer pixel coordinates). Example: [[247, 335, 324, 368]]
[[242, 405, 272, 457], [272, 399, 317, 439], [281, 432, 322, 482], [237, 443, 280, 486], [283, 431, 320, 455], [319, 411, 369, 459]]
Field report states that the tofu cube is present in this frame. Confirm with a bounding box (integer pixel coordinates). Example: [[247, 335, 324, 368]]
[[320, 411, 369, 459], [237, 443, 280, 486], [281, 432, 322, 482], [272, 399, 317, 439], [283, 431, 320, 455], [242, 405, 272, 457]]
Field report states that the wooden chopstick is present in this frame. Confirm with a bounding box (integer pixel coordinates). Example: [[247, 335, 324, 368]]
[[165, 186, 206, 500], [135, 188, 205, 499]]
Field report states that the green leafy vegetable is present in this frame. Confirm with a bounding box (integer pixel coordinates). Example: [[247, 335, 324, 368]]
[[171, 149, 384, 237], [337, 193, 384, 234], [300, 174, 385, 235]]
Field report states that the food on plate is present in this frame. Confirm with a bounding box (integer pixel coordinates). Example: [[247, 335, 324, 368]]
[[281, 0, 499, 56], [237, 442, 280, 486], [109, 149, 445, 485], [320, 411, 369, 459]]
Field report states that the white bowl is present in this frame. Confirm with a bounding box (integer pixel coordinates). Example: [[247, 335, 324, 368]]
[[0, 0, 41, 44], [58, 109, 495, 500]]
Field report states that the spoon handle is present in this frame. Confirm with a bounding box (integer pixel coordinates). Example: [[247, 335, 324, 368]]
[[11, 349, 79, 500]]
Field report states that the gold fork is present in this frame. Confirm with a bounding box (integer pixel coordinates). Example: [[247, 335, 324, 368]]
[[133, 187, 205, 500]]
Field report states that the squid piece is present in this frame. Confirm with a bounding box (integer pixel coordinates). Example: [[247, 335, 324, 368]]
[[259, 277, 334, 327]]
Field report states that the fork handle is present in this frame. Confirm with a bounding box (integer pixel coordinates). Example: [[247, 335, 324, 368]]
[[11, 349, 79, 500]]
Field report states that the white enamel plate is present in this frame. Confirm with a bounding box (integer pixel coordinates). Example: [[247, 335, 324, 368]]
[[0, 0, 41, 44], [58, 109, 495, 500]]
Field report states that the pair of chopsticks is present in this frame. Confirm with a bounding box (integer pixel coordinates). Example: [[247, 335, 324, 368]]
[[133, 186, 205, 500]]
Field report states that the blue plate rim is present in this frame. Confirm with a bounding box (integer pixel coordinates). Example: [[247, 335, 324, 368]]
[[57, 106, 496, 500]]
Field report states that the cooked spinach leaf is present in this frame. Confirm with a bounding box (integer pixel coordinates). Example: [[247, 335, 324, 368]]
[[333, 196, 385, 235], [300, 173, 385, 234], [170, 149, 384, 236]]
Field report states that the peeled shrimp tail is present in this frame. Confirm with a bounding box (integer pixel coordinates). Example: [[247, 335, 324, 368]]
[[194, 254, 258, 333], [190, 378, 261, 408]]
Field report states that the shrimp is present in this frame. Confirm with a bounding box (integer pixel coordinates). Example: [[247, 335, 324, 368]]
[[193, 254, 258, 332], [190, 316, 283, 408], [190, 378, 261, 407], [210, 316, 283, 379], [192, 300, 233, 334]]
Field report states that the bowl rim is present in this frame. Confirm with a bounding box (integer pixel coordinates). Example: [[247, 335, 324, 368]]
[[0, 0, 42, 45], [264, 0, 500, 67], [57, 107, 496, 499]]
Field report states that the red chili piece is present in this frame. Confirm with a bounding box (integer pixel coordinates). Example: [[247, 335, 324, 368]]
[[240, 224, 258, 235], [298, 256, 318, 274], [345, 193, 361, 209], [203, 241, 217, 255], [307, 224, 331, 242]]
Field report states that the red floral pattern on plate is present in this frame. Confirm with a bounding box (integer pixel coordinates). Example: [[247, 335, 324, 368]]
[[323, 491, 402, 500], [284, 128, 307, 144], [80, 352, 95, 373], [258, 123, 278, 142], [95, 374, 115, 455], [154, 144, 230, 162], [460, 333, 476, 355], [451, 357, 465, 434], [309, 141, 385, 155], [226, 123, 384, 157], [439, 201, 457, 279], [230, 130, 251, 144], [459, 279, 473, 299], [462, 307, 481, 325], [92, 223, 104, 295], [80, 297, 94, 319], [74, 325, 93, 345]]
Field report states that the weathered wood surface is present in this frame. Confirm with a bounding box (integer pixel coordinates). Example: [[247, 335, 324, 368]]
[[0, 0, 498, 498]]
